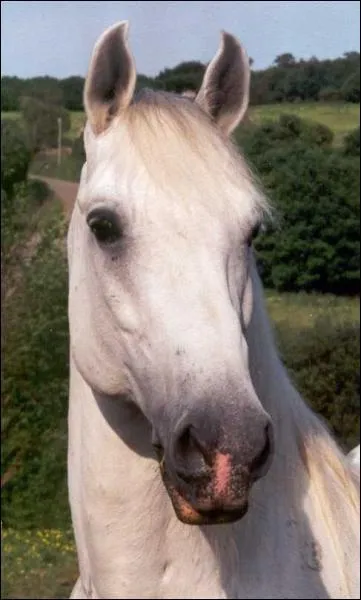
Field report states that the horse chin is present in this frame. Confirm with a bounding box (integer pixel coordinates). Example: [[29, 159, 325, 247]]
[[160, 465, 249, 526], [170, 487, 249, 526]]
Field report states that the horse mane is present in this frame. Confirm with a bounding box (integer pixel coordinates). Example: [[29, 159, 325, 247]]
[[247, 253, 359, 595], [295, 401, 359, 596], [114, 88, 271, 229]]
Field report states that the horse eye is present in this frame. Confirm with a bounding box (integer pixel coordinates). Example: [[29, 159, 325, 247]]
[[247, 223, 261, 247], [87, 209, 122, 244]]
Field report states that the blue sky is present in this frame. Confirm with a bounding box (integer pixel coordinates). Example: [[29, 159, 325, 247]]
[[1, 1, 360, 78]]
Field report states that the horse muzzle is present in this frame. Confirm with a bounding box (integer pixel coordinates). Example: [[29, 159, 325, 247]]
[[153, 404, 274, 525]]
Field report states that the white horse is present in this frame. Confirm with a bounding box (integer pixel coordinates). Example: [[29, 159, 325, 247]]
[[348, 445, 360, 470], [67, 22, 360, 599]]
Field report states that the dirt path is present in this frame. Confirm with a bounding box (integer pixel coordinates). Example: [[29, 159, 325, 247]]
[[30, 175, 79, 220]]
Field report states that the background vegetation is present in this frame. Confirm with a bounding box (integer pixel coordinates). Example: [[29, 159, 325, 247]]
[[1, 45, 360, 599], [2, 50, 359, 112]]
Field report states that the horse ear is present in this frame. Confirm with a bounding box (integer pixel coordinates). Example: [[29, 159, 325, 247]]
[[195, 31, 250, 136], [84, 21, 136, 135]]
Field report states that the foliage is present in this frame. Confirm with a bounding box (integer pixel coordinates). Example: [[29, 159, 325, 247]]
[[2, 51, 359, 111], [2, 190, 70, 530], [343, 126, 360, 156], [246, 102, 359, 147], [1, 528, 77, 599], [30, 152, 83, 182], [275, 317, 360, 451], [237, 117, 360, 295], [341, 70, 360, 103], [71, 132, 85, 162], [155, 60, 205, 93], [20, 96, 70, 151], [59, 76, 84, 111], [250, 52, 360, 105], [1, 119, 32, 196]]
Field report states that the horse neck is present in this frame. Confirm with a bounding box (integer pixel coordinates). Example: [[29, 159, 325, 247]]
[[244, 259, 360, 596], [69, 257, 359, 598], [245, 256, 301, 432]]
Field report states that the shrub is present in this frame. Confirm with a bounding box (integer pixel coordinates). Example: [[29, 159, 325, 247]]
[[237, 122, 359, 295], [341, 71, 360, 103], [343, 127, 360, 157], [275, 317, 360, 451], [1, 120, 32, 197], [2, 196, 70, 529], [71, 133, 85, 162], [20, 96, 71, 152], [318, 87, 342, 102]]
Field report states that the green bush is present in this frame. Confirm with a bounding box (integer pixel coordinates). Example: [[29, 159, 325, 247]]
[[71, 133, 85, 162], [1, 181, 50, 268], [253, 144, 359, 294], [236, 116, 359, 295], [343, 127, 360, 157], [236, 113, 334, 154], [341, 71, 360, 103], [275, 317, 360, 451], [2, 196, 70, 529], [20, 96, 71, 152], [25, 179, 50, 205], [1, 120, 32, 196]]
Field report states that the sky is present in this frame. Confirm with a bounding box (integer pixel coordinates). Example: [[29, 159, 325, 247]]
[[1, 1, 360, 79]]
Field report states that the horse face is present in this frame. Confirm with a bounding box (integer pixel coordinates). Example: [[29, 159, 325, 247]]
[[68, 22, 274, 525]]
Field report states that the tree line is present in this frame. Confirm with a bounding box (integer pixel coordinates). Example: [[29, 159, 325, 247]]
[[1, 50, 359, 112]]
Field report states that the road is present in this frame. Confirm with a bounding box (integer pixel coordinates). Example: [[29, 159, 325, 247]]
[[30, 175, 79, 220]]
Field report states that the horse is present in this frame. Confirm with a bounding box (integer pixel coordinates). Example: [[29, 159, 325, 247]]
[[348, 445, 360, 470], [67, 21, 360, 599]]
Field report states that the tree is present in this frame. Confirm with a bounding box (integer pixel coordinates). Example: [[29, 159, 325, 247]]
[[60, 76, 84, 111], [237, 116, 359, 295], [1, 120, 32, 197], [155, 61, 205, 93], [341, 71, 360, 103], [25, 76, 63, 106], [20, 97, 70, 152], [343, 127, 360, 157], [274, 53, 296, 67], [253, 143, 359, 294]]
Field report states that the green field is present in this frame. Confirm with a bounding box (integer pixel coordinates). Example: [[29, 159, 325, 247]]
[[249, 102, 360, 145], [2, 102, 360, 144], [265, 290, 360, 329], [1, 528, 77, 600]]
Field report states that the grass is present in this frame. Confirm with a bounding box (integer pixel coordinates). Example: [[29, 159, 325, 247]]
[[248, 102, 360, 145], [1, 528, 77, 600], [265, 290, 360, 329], [2, 102, 360, 144]]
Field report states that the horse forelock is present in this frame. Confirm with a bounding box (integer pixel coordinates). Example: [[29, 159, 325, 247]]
[[82, 88, 270, 234]]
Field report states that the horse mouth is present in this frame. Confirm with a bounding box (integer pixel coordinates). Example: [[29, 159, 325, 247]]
[[155, 449, 249, 526], [167, 484, 249, 526]]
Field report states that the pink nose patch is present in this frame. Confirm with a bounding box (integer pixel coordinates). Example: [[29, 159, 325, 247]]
[[213, 452, 232, 497]]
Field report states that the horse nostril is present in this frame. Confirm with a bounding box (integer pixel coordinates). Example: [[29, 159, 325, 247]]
[[173, 424, 210, 483], [250, 422, 274, 480]]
